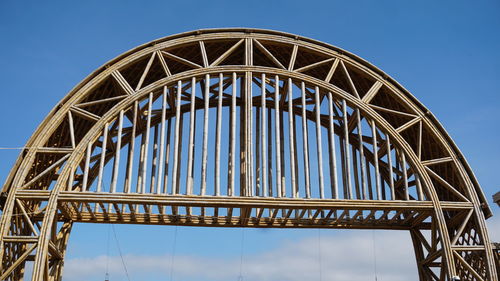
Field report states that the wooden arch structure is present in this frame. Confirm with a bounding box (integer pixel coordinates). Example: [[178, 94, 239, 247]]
[[0, 28, 497, 281]]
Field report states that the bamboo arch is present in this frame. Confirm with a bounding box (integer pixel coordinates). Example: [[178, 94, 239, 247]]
[[0, 28, 497, 281]]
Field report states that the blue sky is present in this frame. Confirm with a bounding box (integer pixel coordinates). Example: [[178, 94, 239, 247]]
[[1, 1, 499, 280]]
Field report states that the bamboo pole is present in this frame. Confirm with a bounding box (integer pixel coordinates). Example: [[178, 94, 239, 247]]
[[402, 151, 409, 200], [156, 87, 168, 194], [110, 110, 124, 193], [171, 81, 182, 195], [67, 111, 76, 148], [342, 99, 353, 199], [352, 146, 361, 199], [386, 134, 395, 200], [301, 82, 311, 198], [356, 109, 368, 200], [186, 77, 196, 195], [371, 120, 381, 200], [201, 74, 210, 195], [162, 118, 172, 194], [149, 124, 159, 193], [327, 92, 338, 199], [140, 93, 153, 194], [274, 75, 282, 197], [97, 122, 109, 193], [215, 74, 223, 196], [82, 142, 91, 192], [267, 106, 273, 197], [248, 71, 254, 197], [288, 78, 297, 198], [125, 101, 138, 194], [314, 86, 325, 199], [261, 74, 268, 197], [228, 72, 237, 196]]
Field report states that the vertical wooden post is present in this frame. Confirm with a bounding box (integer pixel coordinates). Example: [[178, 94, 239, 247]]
[[201, 74, 210, 195], [327, 92, 338, 199], [342, 99, 353, 199], [186, 77, 196, 195], [140, 93, 153, 193], [301, 82, 311, 198], [97, 122, 109, 193], [274, 75, 282, 197], [371, 120, 381, 200], [288, 78, 298, 198], [314, 86, 325, 198], [261, 74, 268, 197], [215, 74, 223, 196], [156, 87, 168, 194], [228, 73, 236, 196], [110, 110, 123, 193], [125, 101, 138, 194], [171, 81, 182, 195]]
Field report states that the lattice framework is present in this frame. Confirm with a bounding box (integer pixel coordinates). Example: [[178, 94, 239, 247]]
[[0, 29, 497, 281]]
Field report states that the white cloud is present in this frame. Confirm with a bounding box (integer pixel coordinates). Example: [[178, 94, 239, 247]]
[[63, 230, 418, 281]]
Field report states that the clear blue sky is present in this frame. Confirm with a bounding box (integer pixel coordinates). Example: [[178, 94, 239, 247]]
[[1, 1, 499, 280]]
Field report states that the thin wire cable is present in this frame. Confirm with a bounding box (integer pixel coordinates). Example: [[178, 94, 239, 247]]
[[372, 230, 378, 281], [169, 225, 178, 281], [238, 228, 245, 281], [0, 147, 40, 150], [111, 224, 132, 281], [105, 225, 110, 281], [318, 229, 323, 281]]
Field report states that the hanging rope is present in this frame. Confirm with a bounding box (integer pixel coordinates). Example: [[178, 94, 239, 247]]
[[111, 225, 132, 281], [169, 225, 178, 281], [318, 229, 323, 281], [372, 230, 378, 281], [237, 228, 245, 281]]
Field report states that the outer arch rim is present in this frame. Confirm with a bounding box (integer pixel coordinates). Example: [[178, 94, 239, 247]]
[[2, 27, 491, 217]]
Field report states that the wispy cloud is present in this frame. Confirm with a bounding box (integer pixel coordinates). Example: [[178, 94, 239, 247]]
[[64, 230, 419, 281]]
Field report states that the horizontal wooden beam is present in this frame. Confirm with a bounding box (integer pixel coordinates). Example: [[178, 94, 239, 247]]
[[15, 190, 474, 211]]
